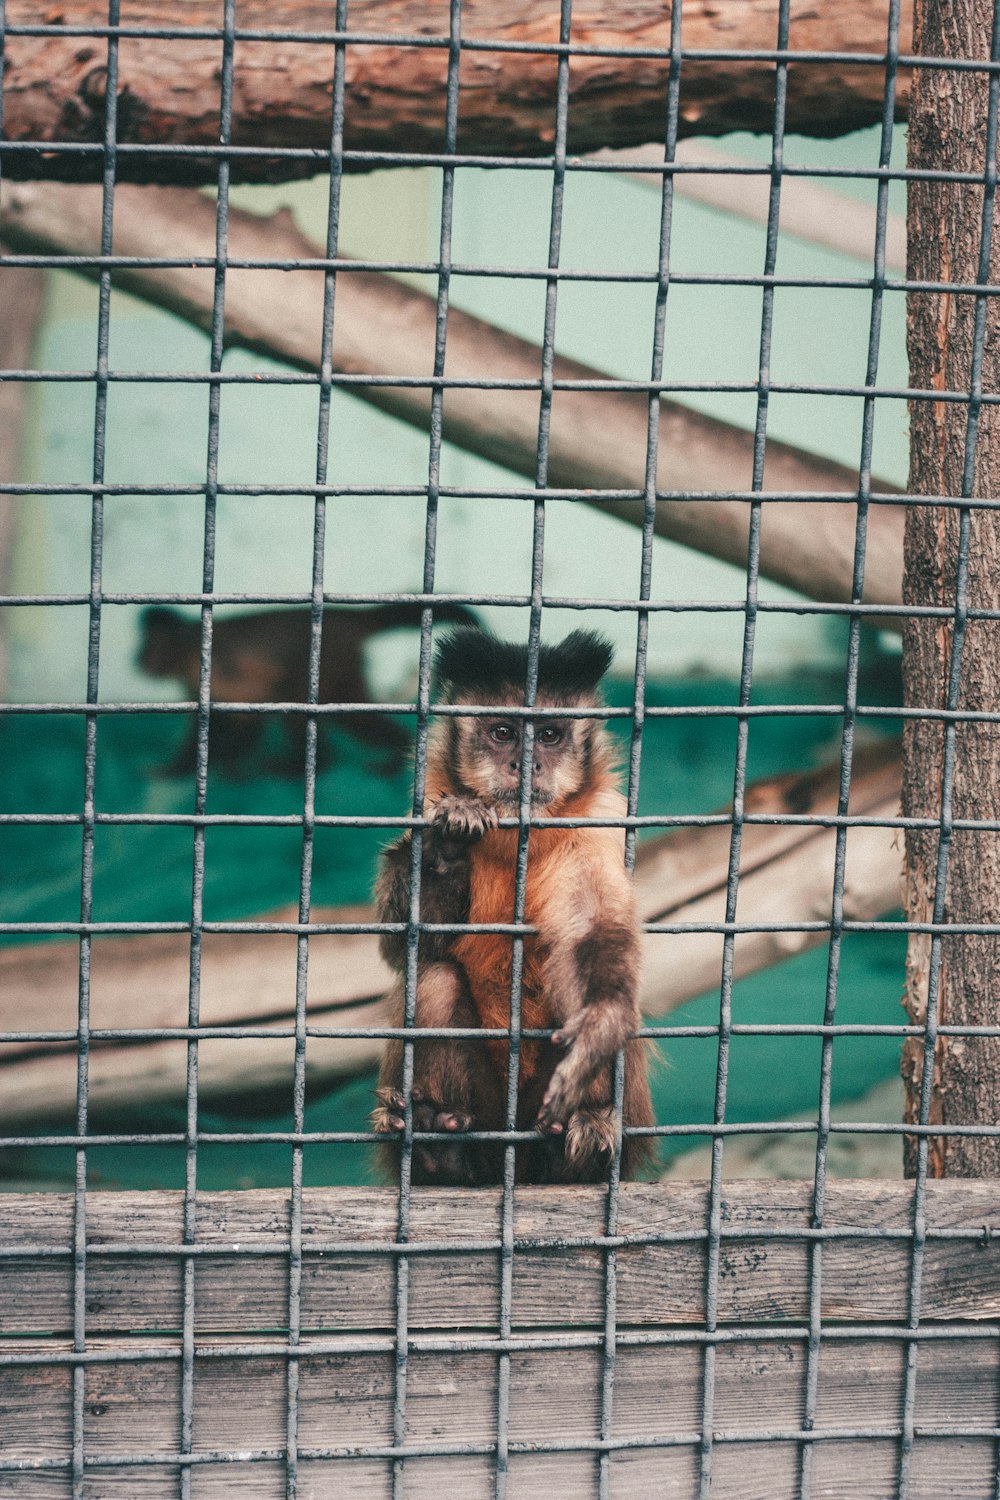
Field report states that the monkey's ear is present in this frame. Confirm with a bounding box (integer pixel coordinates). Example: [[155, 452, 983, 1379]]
[[542, 630, 614, 695], [139, 605, 186, 640], [434, 627, 509, 694]]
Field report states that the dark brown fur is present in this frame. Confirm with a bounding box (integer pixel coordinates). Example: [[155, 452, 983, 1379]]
[[137, 602, 477, 775], [372, 629, 654, 1185]]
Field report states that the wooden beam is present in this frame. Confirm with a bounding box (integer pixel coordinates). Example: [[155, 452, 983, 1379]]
[[1, 1, 913, 186], [3, 1179, 997, 1332], [1, 1181, 997, 1498], [0, 181, 906, 615]]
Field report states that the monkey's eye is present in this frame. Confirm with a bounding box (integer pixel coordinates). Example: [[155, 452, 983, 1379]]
[[537, 726, 564, 746], [489, 723, 515, 743]]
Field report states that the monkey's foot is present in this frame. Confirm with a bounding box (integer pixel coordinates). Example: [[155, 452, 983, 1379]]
[[564, 1107, 620, 1167], [430, 795, 499, 865], [372, 1087, 479, 1183], [372, 1087, 473, 1136], [371, 1088, 408, 1134]]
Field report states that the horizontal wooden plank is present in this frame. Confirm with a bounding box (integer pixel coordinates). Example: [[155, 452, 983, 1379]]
[[3, 1181, 1000, 1339], [2, 1335, 997, 1498], [4, 1176, 999, 1496]]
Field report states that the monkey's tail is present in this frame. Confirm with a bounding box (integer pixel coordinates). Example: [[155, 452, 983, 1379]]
[[362, 600, 480, 635]]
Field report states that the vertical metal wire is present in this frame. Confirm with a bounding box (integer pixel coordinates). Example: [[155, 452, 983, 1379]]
[[391, 5, 465, 1496], [493, 7, 574, 1496], [175, 5, 236, 1494], [595, 9, 684, 1497], [897, 7, 1000, 1495], [797, 6, 902, 1496], [282, 8, 350, 1498], [696, 5, 790, 1494], [69, 4, 120, 1494]]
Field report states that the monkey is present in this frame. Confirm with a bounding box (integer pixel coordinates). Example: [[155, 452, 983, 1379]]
[[136, 601, 478, 776], [371, 627, 654, 1185]]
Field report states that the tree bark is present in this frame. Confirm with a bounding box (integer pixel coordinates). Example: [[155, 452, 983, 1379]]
[[902, 0, 1000, 1176], [2, 0, 911, 185], [1, 180, 905, 614], [0, 256, 45, 698]]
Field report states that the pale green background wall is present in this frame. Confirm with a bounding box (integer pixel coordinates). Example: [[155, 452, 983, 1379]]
[[8, 125, 908, 703]]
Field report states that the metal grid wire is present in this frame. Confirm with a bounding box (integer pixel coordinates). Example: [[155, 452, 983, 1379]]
[[2, 0, 1000, 1495]]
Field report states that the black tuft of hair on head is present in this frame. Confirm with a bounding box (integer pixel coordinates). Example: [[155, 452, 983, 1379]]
[[140, 605, 188, 636], [435, 628, 614, 700]]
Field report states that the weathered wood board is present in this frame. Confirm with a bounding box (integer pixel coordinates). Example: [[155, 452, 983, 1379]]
[[2, 1180, 999, 1497]]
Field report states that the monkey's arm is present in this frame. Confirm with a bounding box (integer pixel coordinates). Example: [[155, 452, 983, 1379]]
[[375, 794, 497, 970], [535, 852, 643, 1134], [373, 794, 501, 1185]]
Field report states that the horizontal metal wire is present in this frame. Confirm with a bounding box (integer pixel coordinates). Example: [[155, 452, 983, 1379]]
[[9, 135, 1000, 185], [1, 1321, 997, 1374], [2, 1120, 997, 1157], [7, 1418, 1000, 1476]]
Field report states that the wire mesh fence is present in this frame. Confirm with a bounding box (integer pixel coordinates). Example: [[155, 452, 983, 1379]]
[[2, 0, 1000, 1495]]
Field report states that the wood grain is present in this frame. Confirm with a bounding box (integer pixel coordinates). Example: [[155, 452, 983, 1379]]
[[2, 1181, 998, 1497]]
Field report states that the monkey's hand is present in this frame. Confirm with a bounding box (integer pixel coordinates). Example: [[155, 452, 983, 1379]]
[[536, 1011, 592, 1134], [427, 794, 498, 870]]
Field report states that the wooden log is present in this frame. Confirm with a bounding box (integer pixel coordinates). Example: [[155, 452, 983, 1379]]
[[0, 1182, 997, 1499], [0, 907, 393, 1122], [0, 745, 902, 1122], [0, 254, 45, 697], [1, 0, 913, 186], [0, 180, 906, 615]]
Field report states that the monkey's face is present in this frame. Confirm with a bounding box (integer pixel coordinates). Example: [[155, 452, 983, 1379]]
[[452, 710, 592, 811]]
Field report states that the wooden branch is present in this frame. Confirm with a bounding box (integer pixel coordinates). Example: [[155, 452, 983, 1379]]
[[0, 181, 906, 615], [2, 1, 913, 186], [0, 909, 393, 1124], [0, 255, 45, 697], [0, 744, 902, 1123], [2, 1181, 997, 1498]]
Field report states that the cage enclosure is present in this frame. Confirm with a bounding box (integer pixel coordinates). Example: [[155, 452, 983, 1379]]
[[2, 2, 1000, 1497]]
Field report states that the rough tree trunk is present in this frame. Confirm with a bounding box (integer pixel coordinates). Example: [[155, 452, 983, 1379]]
[[903, 0, 1000, 1176], [2, 0, 911, 184]]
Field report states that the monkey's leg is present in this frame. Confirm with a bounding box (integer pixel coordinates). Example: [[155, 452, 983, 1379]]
[[372, 963, 497, 1185]]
